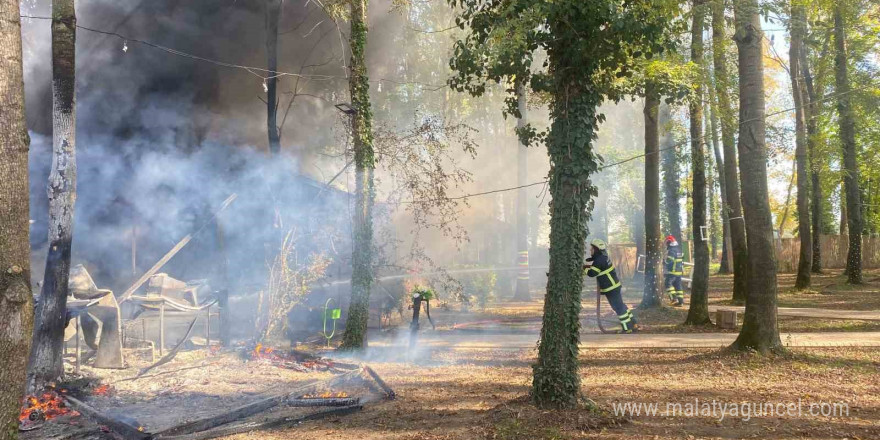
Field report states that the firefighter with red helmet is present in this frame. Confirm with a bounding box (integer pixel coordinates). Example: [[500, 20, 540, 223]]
[[584, 239, 638, 333], [664, 235, 685, 306]]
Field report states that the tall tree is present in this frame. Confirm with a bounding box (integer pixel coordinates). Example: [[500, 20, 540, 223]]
[[265, 0, 282, 155], [0, 0, 35, 435], [711, 0, 748, 303], [686, 0, 711, 325], [513, 83, 530, 301], [642, 82, 663, 308], [789, 1, 811, 289], [833, 3, 862, 284], [707, 70, 731, 273], [27, 0, 78, 394], [660, 104, 682, 242], [448, 0, 678, 408], [730, 0, 781, 353], [800, 32, 827, 273], [340, 0, 376, 349]]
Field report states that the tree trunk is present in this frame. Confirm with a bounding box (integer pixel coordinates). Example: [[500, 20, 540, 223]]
[[660, 104, 682, 242], [800, 39, 823, 273], [707, 137, 717, 260], [642, 84, 663, 308], [0, 0, 35, 436], [789, 2, 811, 290], [730, 0, 782, 353], [265, 0, 281, 155], [839, 181, 848, 236], [708, 73, 731, 273], [532, 75, 599, 408], [513, 83, 530, 301], [777, 158, 797, 233], [28, 0, 77, 395], [686, 0, 710, 326], [833, 4, 862, 284], [340, 0, 375, 349], [712, 0, 748, 304]]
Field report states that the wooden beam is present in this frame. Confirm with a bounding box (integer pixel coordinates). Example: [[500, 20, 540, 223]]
[[63, 396, 150, 440]]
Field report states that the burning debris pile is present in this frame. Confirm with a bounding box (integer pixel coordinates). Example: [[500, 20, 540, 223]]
[[249, 343, 356, 373], [19, 389, 78, 429], [20, 349, 394, 440]]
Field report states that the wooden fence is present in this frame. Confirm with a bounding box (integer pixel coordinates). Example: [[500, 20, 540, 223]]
[[608, 244, 638, 279], [776, 235, 880, 272]]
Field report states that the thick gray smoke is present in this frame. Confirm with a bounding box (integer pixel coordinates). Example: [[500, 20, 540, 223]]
[[21, 0, 367, 293]]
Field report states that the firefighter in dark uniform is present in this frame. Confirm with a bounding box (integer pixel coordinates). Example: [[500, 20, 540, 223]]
[[664, 235, 685, 306], [584, 239, 638, 333]]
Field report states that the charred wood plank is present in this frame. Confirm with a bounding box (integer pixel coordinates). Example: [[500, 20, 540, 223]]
[[363, 365, 395, 399], [62, 395, 149, 440], [285, 397, 360, 407]]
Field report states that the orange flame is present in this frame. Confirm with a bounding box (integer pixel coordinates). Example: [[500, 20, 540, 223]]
[[19, 391, 76, 423], [301, 391, 349, 399], [93, 384, 113, 396]]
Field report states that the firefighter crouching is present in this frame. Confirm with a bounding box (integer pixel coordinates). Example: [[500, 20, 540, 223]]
[[664, 235, 685, 306], [584, 239, 638, 333]]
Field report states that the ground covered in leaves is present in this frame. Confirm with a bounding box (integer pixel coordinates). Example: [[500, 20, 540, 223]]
[[217, 346, 879, 440]]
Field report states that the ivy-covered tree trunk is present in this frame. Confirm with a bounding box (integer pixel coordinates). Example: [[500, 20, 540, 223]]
[[800, 42, 823, 273], [660, 103, 682, 242], [532, 85, 596, 408], [707, 76, 731, 273], [28, 0, 77, 395], [730, 0, 781, 353], [340, 0, 375, 350], [642, 84, 663, 308], [789, 2, 811, 290], [711, 0, 748, 303], [265, 0, 281, 155], [0, 0, 34, 436], [686, 0, 710, 326], [833, 4, 862, 285], [513, 83, 531, 301], [532, 34, 607, 403]]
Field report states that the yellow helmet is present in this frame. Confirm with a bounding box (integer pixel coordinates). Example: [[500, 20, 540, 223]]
[[590, 239, 607, 250]]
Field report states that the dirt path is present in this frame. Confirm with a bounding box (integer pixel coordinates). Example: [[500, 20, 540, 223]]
[[709, 305, 880, 321], [367, 329, 880, 351]]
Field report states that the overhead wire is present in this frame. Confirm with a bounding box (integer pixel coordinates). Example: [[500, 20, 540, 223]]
[[17, 15, 878, 206], [400, 77, 879, 205], [19, 14, 449, 89]]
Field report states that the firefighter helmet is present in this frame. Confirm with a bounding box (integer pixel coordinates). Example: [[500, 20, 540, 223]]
[[590, 238, 607, 251]]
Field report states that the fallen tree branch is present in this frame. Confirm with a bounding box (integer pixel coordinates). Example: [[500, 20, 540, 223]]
[[135, 316, 200, 378], [156, 405, 363, 440], [62, 396, 150, 440]]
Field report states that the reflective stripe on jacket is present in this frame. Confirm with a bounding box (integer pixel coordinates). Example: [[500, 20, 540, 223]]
[[585, 252, 622, 293], [665, 246, 684, 276]]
